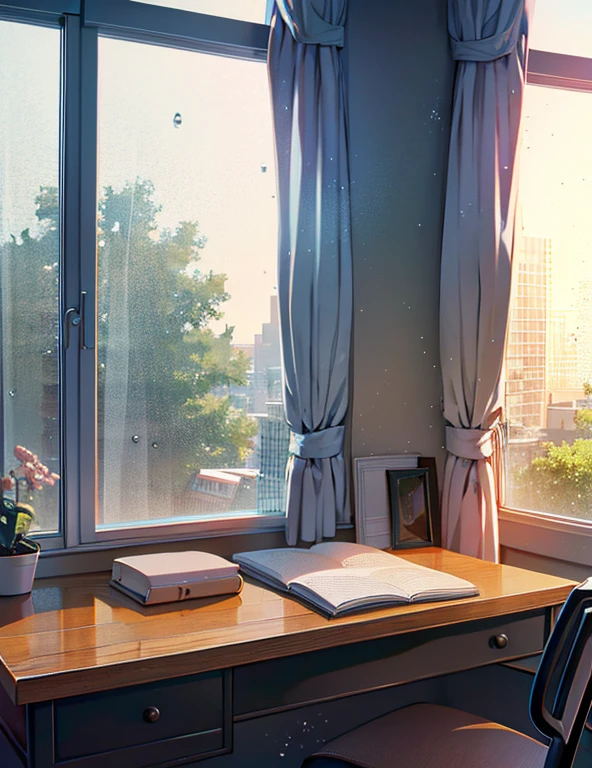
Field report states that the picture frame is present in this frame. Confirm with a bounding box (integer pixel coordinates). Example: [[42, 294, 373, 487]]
[[417, 456, 441, 547], [353, 455, 419, 549], [387, 467, 434, 549]]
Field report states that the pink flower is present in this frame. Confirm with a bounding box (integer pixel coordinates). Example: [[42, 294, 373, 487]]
[[14, 445, 36, 464], [8, 445, 60, 494]]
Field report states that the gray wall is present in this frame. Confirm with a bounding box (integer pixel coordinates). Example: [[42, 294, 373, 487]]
[[347, 0, 455, 463]]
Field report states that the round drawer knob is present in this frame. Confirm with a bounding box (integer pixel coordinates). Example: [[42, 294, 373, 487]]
[[143, 706, 161, 723], [490, 633, 509, 649]]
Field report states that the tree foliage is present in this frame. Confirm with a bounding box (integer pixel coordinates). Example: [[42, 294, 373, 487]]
[[574, 409, 592, 439], [2, 180, 257, 522], [512, 439, 592, 520], [97, 179, 257, 493]]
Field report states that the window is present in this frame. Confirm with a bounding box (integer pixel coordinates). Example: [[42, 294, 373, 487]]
[[0, 1, 283, 550], [0, 18, 61, 537], [503, 8, 592, 524]]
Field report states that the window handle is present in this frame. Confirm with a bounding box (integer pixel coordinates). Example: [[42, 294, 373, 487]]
[[80, 291, 95, 350], [63, 292, 95, 350], [63, 306, 81, 349]]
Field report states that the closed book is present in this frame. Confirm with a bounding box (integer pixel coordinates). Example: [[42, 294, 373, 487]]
[[110, 551, 243, 605]]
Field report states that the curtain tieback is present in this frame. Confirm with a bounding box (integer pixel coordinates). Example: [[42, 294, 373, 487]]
[[445, 426, 495, 461], [290, 426, 344, 460], [451, 23, 521, 62], [275, 0, 345, 46]]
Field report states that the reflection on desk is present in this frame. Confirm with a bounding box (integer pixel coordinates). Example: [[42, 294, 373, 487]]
[[0, 547, 575, 706]]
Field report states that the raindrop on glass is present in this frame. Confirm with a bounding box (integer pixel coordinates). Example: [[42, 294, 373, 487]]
[[173, 112, 182, 129]]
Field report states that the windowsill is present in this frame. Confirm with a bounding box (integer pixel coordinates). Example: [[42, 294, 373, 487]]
[[33, 520, 355, 579], [499, 507, 592, 568]]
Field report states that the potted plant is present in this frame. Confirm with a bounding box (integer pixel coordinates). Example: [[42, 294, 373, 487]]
[[0, 446, 59, 596]]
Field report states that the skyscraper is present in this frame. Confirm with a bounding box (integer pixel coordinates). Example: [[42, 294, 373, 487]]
[[505, 235, 550, 432]]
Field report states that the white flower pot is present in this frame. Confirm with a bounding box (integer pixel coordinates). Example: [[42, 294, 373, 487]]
[[0, 550, 39, 596]]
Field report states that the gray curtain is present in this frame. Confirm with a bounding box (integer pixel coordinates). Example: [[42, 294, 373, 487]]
[[440, 0, 532, 561], [268, 0, 352, 545]]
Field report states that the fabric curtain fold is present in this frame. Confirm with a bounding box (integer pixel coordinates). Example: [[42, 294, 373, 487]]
[[440, 0, 533, 561], [268, 0, 352, 545]]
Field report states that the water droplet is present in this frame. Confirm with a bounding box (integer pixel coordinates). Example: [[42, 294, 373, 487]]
[[261, 163, 267, 173], [152, 442, 158, 449], [173, 112, 182, 128], [8, 390, 15, 397], [131, 435, 140, 443]]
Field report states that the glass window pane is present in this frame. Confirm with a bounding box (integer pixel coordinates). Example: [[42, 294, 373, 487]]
[[0, 21, 61, 535], [97, 38, 283, 530], [504, 84, 592, 523], [130, 0, 270, 24], [530, 0, 592, 58]]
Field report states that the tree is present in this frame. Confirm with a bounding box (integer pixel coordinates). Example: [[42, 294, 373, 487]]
[[512, 439, 592, 520], [2, 180, 257, 523], [97, 179, 257, 518], [0, 186, 60, 529], [574, 409, 592, 439]]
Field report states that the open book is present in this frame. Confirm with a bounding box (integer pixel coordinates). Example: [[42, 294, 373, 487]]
[[233, 542, 479, 617]]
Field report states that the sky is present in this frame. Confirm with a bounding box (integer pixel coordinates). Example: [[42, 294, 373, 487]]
[[97, 34, 278, 343], [518, 0, 592, 325]]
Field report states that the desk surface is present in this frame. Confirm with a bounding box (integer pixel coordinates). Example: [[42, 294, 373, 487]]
[[0, 547, 575, 706]]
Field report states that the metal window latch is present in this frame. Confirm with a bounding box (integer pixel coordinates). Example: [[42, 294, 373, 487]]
[[63, 291, 95, 350], [63, 306, 80, 349]]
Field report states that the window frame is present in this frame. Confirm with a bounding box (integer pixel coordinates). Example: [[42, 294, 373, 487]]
[[500, 45, 592, 562], [1, 0, 288, 557], [0, 7, 68, 551]]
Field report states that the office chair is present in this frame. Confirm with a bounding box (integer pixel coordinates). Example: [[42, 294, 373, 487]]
[[303, 577, 592, 768]]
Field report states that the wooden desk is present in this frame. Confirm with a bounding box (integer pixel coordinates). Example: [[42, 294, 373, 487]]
[[0, 548, 576, 768]]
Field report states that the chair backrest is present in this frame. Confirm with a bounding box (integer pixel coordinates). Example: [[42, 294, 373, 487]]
[[530, 577, 592, 768]]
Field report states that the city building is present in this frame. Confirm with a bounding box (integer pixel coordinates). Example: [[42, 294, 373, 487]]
[[505, 235, 550, 433]]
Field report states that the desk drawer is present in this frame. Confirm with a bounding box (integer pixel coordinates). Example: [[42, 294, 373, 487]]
[[235, 611, 547, 718], [32, 670, 231, 768]]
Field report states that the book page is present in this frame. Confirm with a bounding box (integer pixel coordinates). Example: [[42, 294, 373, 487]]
[[368, 566, 479, 600], [311, 541, 409, 570], [232, 548, 341, 588], [290, 568, 408, 615]]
